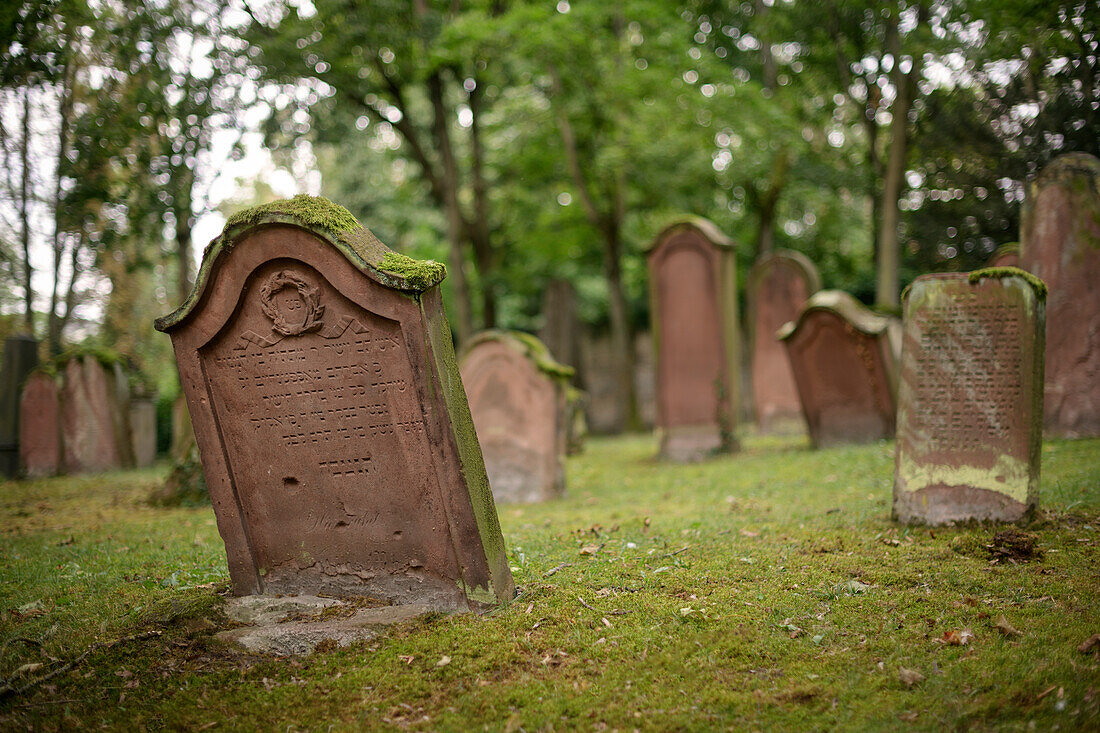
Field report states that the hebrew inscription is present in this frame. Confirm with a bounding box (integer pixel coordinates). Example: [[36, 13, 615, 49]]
[[911, 300, 1022, 453], [199, 260, 454, 588]]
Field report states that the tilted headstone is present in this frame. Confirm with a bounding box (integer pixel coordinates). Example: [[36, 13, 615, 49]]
[[647, 218, 740, 461], [747, 250, 820, 434], [894, 270, 1046, 524], [19, 371, 60, 478], [779, 291, 898, 448], [0, 335, 39, 477], [154, 195, 514, 610], [987, 243, 1020, 268], [1020, 152, 1100, 437], [60, 356, 123, 473], [460, 331, 573, 504], [130, 397, 157, 468]]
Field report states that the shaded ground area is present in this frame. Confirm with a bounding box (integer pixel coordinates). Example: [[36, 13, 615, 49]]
[[0, 434, 1098, 731]]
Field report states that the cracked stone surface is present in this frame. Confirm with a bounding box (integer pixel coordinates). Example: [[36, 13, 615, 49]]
[[216, 595, 435, 656]]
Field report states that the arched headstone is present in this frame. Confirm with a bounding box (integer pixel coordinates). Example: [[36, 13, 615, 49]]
[[61, 356, 123, 473], [987, 243, 1020, 268], [155, 195, 513, 610], [20, 371, 60, 477], [779, 291, 897, 447], [747, 250, 820, 434], [646, 218, 740, 461], [894, 270, 1046, 524], [1020, 152, 1100, 437], [460, 331, 572, 504]]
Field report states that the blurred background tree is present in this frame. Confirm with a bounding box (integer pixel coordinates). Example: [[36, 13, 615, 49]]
[[1, 0, 1094, 437]]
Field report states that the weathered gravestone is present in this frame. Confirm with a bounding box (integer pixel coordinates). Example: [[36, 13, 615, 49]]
[[779, 291, 897, 447], [894, 270, 1046, 524], [988, 243, 1020, 268], [459, 331, 573, 504], [0, 335, 39, 477], [1020, 152, 1100, 437], [130, 397, 157, 468], [60, 355, 125, 473], [748, 250, 820, 434], [154, 195, 514, 611], [19, 371, 61, 478], [647, 218, 740, 461]]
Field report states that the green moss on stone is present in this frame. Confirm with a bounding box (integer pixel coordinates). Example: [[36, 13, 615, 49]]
[[378, 251, 447, 291], [223, 195, 360, 240], [506, 331, 576, 381], [968, 267, 1048, 300]]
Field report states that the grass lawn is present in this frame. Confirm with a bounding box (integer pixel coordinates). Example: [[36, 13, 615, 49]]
[[1, 433, 1098, 731]]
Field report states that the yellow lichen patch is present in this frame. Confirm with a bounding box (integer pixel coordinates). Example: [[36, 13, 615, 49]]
[[897, 453, 1032, 503]]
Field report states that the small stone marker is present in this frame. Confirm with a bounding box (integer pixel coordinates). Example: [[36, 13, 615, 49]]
[[154, 195, 513, 611], [894, 270, 1046, 524], [1020, 152, 1100, 437], [748, 250, 820, 434], [19, 371, 60, 478], [987, 243, 1020, 268], [779, 291, 897, 447], [459, 331, 573, 504], [647, 218, 740, 461], [60, 356, 123, 473], [0, 335, 39, 477]]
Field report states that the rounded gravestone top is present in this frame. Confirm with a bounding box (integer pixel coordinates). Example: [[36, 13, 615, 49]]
[[460, 330, 575, 381], [646, 216, 734, 254], [747, 249, 823, 297], [155, 195, 447, 333], [777, 290, 891, 341]]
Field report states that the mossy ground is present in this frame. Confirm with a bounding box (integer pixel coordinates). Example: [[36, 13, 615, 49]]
[[1, 435, 1098, 731]]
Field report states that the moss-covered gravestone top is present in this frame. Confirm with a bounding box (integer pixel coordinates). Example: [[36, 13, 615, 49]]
[[987, 243, 1020, 268], [1020, 152, 1100, 438], [778, 290, 898, 448], [459, 331, 573, 504], [747, 250, 820, 435], [646, 218, 740, 462], [894, 270, 1046, 524], [154, 195, 514, 611]]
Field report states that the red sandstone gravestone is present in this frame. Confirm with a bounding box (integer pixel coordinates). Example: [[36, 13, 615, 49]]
[[20, 371, 61, 477], [460, 331, 572, 504], [155, 195, 513, 610], [779, 291, 898, 448], [894, 270, 1046, 524], [647, 218, 740, 461], [748, 250, 820, 434], [987, 243, 1020, 268], [1020, 152, 1100, 438], [60, 356, 123, 473]]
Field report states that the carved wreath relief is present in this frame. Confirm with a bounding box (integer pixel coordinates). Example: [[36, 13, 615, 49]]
[[200, 261, 452, 592]]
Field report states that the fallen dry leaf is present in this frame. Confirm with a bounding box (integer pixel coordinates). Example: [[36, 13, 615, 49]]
[[398, 655, 415, 665], [1078, 633, 1100, 654], [994, 616, 1023, 638], [740, 529, 760, 538], [898, 711, 919, 722], [579, 544, 601, 556], [435, 655, 451, 668], [942, 629, 974, 646], [899, 667, 925, 687]]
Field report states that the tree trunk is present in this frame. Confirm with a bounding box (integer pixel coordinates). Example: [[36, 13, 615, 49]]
[[48, 59, 73, 355], [427, 72, 475, 343], [19, 87, 33, 336], [875, 9, 924, 308], [467, 81, 496, 329], [601, 220, 639, 432]]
